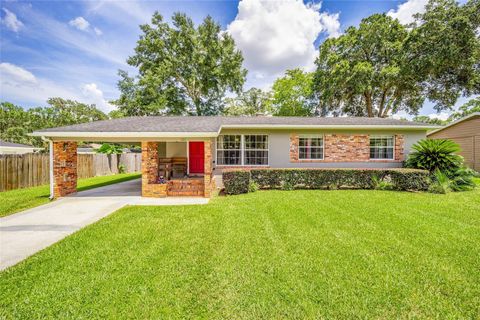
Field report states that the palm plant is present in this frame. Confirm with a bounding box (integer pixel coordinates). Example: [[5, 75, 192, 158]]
[[406, 139, 463, 173]]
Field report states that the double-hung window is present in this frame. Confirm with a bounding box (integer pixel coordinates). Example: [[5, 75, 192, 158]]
[[244, 135, 269, 165], [216, 135, 241, 165], [299, 135, 324, 160], [370, 136, 394, 160], [216, 134, 269, 165]]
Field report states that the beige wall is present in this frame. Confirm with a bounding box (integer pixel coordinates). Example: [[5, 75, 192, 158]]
[[428, 116, 480, 171], [213, 129, 426, 169]]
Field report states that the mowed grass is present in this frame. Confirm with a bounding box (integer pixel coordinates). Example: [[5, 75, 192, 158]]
[[1, 187, 479, 319], [0, 173, 141, 217]]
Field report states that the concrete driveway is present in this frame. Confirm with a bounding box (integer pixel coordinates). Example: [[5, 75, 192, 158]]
[[0, 179, 209, 271]]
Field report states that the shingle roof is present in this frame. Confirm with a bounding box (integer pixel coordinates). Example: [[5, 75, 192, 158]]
[[0, 139, 35, 148], [33, 116, 434, 134]]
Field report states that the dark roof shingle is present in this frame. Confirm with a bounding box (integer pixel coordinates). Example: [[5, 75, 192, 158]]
[[33, 116, 433, 134]]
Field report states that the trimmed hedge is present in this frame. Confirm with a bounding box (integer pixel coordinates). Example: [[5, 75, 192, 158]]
[[223, 168, 430, 195]]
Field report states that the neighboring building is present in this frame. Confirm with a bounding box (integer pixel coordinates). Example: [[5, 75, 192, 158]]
[[32, 116, 437, 198], [0, 140, 43, 154], [427, 112, 480, 171]]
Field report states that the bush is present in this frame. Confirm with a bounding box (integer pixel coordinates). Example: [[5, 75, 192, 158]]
[[222, 168, 430, 195], [429, 170, 453, 194], [118, 164, 126, 174], [406, 139, 464, 173], [223, 170, 251, 195]]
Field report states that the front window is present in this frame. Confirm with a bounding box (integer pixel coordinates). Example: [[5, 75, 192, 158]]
[[244, 135, 269, 165], [299, 136, 324, 160], [216, 134, 269, 165], [370, 136, 394, 159], [216, 135, 241, 165]]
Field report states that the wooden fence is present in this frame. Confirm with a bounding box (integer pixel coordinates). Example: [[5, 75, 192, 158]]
[[0, 153, 141, 192]]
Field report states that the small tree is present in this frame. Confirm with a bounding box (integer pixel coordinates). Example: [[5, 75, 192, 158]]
[[405, 139, 464, 173], [96, 143, 124, 173]]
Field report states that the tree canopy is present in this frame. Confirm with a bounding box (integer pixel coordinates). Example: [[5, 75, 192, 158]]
[[447, 97, 480, 121], [114, 12, 247, 116], [271, 69, 319, 116], [313, 0, 480, 118], [223, 88, 272, 116], [0, 98, 107, 147]]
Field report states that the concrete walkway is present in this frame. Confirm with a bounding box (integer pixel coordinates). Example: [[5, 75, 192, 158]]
[[0, 179, 209, 271]]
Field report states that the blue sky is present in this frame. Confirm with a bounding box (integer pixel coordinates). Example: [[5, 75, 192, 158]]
[[0, 0, 471, 118]]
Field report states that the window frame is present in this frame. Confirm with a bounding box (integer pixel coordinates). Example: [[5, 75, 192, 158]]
[[369, 135, 395, 160], [298, 135, 324, 160], [215, 135, 242, 166], [215, 134, 269, 166]]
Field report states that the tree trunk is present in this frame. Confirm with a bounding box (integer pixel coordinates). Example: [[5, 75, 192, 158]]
[[364, 93, 373, 117]]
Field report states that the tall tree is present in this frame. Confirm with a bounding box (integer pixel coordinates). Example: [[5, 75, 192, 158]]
[[115, 12, 247, 116], [314, 14, 421, 118], [0, 99, 107, 147], [271, 69, 319, 116], [223, 88, 272, 116], [314, 0, 480, 118], [447, 97, 480, 121]]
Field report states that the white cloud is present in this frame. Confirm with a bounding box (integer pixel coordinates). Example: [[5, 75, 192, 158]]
[[320, 12, 341, 38], [387, 0, 427, 25], [94, 27, 102, 36], [227, 0, 341, 81], [428, 112, 450, 121], [0, 63, 116, 113], [2, 8, 24, 32], [81, 83, 114, 112], [0, 62, 37, 84], [69, 16, 90, 31]]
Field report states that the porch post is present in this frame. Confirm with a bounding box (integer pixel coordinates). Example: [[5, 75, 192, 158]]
[[203, 139, 213, 197], [52, 141, 77, 198], [141, 141, 166, 197]]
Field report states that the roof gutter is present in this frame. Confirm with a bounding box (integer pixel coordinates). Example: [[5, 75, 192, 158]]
[[31, 124, 439, 139], [30, 131, 219, 138], [219, 124, 439, 130]]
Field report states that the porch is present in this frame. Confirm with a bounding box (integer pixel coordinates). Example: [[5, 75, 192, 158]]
[[50, 139, 214, 199]]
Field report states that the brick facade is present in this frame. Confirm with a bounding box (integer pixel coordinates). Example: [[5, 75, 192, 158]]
[[141, 141, 167, 197], [203, 140, 214, 198], [141, 140, 214, 198], [290, 133, 405, 163], [53, 141, 77, 198]]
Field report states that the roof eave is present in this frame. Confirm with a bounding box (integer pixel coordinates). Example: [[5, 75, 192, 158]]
[[30, 131, 219, 138], [220, 124, 438, 130], [427, 112, 480, 136]]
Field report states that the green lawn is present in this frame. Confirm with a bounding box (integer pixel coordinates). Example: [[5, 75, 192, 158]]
[[1, 187, 479, 319], [0, 173, 141, 217]]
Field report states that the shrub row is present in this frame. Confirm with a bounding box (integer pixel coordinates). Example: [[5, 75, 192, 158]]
[[223, 168, 430, 195]]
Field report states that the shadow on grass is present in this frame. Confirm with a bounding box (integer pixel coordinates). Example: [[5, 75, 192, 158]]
[[77, 174, 141, 192]]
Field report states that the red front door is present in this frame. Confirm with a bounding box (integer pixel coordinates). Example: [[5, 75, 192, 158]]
[[189, 141, 204, 174]]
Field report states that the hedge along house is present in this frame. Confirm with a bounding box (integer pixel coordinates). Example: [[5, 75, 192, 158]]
[[31, 116, 436, 199]]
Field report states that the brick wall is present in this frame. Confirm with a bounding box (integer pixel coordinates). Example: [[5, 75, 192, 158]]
[[141, 141, 167, 197], [53, 141, 77, 198], [290, 133, 404, 163], [204, 140, 213, 197]]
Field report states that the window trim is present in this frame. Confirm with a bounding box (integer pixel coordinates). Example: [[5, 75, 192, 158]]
[[369, 135, 395, 160], [215, 134, 269, 166], [298, 135, 324, 160]]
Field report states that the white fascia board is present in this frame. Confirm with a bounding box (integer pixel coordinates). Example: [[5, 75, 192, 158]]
[[219, 124, 439, 130], [30, 131, 219, 138]]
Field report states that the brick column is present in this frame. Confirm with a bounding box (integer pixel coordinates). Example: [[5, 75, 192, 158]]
[[395, 134, 405, 161], [52, 141, 77, 198], [289, 134, 299, 162], [204, 140, 213, 197], [141, 142, 166, 197]]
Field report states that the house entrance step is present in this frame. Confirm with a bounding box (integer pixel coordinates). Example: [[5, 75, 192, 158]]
[[167, 179, 204, 196]]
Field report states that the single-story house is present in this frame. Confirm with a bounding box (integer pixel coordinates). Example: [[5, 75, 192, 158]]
[[427, 112, 480, 171], [0, 140, 43, 154], [31, 116, 437, 199]]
